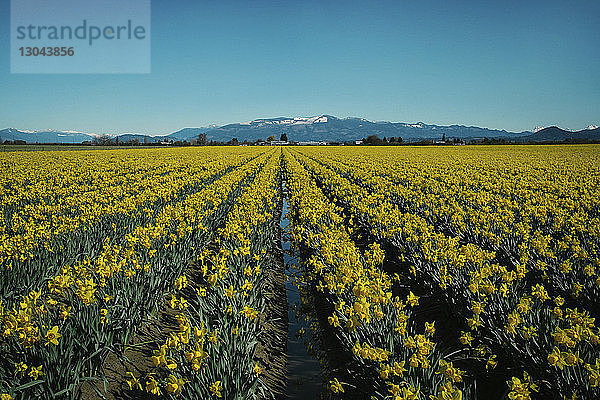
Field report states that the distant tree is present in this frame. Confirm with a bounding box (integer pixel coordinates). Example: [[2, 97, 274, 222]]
[[197, 133, 207, 145], [93, 135, 114, 146], [227, 138, 239, 146], [280, 133, 288, 142], [482, 137, 508, 145], [363, 135, 384, 145], [267, 135, 276, 142]]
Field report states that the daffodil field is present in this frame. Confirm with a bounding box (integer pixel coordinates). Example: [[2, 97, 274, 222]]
[[1, 145, 599, 400]]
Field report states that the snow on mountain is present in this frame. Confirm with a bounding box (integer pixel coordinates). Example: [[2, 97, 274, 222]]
[[403, 122, 425, 128], [246, 115, 330, 126]]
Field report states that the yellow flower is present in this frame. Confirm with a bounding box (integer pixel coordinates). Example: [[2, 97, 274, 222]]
[[407, 291, 420, 307], [471, 301, 484, 315], [166, 374, 186, 396], [252, 363, 262, 377], [467, 315, 482, 330], [329, 378, 344, 393], [379, 364, 390, 379], [240, 305, 258, 319], [14, 361, 27, 377], [45, 325, 61, 346], [388, 382, 401, 397], [425, 321, 436, 336], [125, 371, 142, 390], [166, 359, 178, 370], [506, 371, 538, 400], [146, 376, 160, 395], [174, 275, 188, 291], [486, 354, 498, 370], [28, 365, 44, 380], [563, 351, 579, 367], [531, 284, 549, 301], [60, 306, 71, 320], [208, 330, 218, 344], [393, 361, 407, 376], [224, 285, 236, 298], [152, 344, 168, 367], [409, 353, 419, 367], [209, 380, 223, 397], [100, 308, 108, 324], [459, 331, 473, 346], [436, 360, 464, 383], [328, 313, 340, 327]]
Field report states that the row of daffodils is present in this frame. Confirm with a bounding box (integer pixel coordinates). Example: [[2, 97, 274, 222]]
[[2, 145, 599, 399], [287, 145, 599, 400], [0, 147, 279, 399]]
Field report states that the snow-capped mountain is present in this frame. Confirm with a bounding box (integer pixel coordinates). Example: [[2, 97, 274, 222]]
[[202, 115, 532, 142]]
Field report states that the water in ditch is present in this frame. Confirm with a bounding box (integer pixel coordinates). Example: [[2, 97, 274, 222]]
[[281, 185, 323, 399]]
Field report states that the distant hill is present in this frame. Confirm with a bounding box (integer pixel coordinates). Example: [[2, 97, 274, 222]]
[[3, 116, 599, 144], [114, 133, 164, 143], [0, 128, 96, 144], [0, 127, 213, 144], [167, 127, 214, 141], [202, 115, 532, 142], [518, 126, 600, 142]]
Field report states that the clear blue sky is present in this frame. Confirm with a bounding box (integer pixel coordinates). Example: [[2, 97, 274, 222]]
[[0, 0, 598, 135]]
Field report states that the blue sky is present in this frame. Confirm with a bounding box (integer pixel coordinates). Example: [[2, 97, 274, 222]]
[[0, 0, 598, 135]]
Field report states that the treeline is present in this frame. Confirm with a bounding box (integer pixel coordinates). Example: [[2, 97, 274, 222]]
[[4, 133, 599, 147], [360, 134, 403, 145], [357, 134, 465, 146], [476, 137, 600, 145]]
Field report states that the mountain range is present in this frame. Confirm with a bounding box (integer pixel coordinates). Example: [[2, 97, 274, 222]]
[[1, 116, 599, 144]]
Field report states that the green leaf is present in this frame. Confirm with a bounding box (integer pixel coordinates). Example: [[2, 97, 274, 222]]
[[12, 379, 45, 391]]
